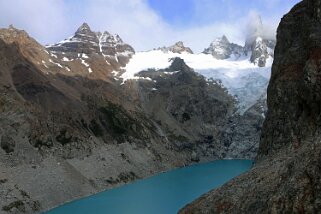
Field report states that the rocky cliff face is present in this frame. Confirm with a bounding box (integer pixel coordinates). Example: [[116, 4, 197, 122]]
[[203, 35, 244, 60], [180, 0, 321, 213], [47, 23, 135, 67], [134, 57, 236, 160], [204, 34, 275, 67], [245, 37, 275, 67]]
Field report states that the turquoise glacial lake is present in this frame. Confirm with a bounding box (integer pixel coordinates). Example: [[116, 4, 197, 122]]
[[45, 159, 252, 214]]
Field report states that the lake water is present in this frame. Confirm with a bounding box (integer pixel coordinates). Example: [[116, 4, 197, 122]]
[[45, 159, 252, 214]]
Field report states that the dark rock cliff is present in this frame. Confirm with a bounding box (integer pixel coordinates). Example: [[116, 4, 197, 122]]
[[135, 57, 236, 160], [258, 0, 321, 160], [180, 0, 321, 213]]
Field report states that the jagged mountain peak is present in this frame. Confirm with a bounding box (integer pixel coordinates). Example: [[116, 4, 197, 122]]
[[214, 35, 229, 44], [169, 57, 191, 71], [99, 32, 124, 46], [203, 35, 243, 60], [174, 41, 185, 47], [246, 36, 275, 67], [8, 24, 16, 31], [158, 41, 193, 54], [76, 22, 92, 34], [46, 23, 135, 67], [0, 25, 43, 51], [202, 33, 275, 67]]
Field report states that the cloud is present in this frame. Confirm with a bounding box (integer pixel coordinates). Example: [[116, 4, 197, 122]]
[[80, 0, 274, 52], [82, 0, 174, 51], [0, 0, 70, 45], [244, 10, 277, 43], [0, 0, 298, 52]]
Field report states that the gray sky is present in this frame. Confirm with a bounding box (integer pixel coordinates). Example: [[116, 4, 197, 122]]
[[0, 0, 301, 52]]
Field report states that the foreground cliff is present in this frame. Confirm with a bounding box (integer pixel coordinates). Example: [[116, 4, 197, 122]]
[[180, 0, 321, 213]]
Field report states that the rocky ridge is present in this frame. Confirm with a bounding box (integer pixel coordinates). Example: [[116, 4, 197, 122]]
[[158, 41, 194, 54], [203, 34, 275, 67], [203, 35, 244, 60], [180, 0, 321, 213], [47, 23, 135, 67]]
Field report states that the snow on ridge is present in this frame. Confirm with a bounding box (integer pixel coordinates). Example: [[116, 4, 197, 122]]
[[112, 71, 119, 76], [82, 53, 89, 59], [62, 57, 71, 62], [50, 52, 58, 58], [122, 50, 272, 112], [122, 50, 272, 82], [42, 60, 48, 68], [49, 59, 63, 68], [80, 59, 89, 67]]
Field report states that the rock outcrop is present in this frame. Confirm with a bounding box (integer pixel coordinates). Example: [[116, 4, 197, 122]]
[[245, 37, 275, 67], [223, 96, 267, 159], [203, 34, 275, 67], [180, 0, 321, 213], [158, 41, 193, 54], [203, 35, 244, 59], [47, 22, 134, 68]]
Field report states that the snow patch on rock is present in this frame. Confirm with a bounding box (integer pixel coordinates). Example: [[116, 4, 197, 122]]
[[122, 50, 272, 112]]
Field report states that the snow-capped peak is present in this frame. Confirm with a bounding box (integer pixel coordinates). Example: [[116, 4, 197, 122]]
[[255, 36, 263, 43], [213, 35, 229, 45], [203, 35, 243, 60], [47, 23, 135, 61], [98, 32, 124, 47], [76, 22, 91, 33], [158, 41, 193, 54]]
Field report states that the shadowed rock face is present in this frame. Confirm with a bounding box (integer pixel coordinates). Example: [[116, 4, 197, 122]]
[[135, 57, 237, 159], [180, 0, 321, 213], [258, 0, 321, 160]]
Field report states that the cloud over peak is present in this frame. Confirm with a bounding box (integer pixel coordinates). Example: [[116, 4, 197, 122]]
[[0, 0, 299, 52]]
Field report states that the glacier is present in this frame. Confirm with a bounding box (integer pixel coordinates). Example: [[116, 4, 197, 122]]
[[121, 50, 272, 113]]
